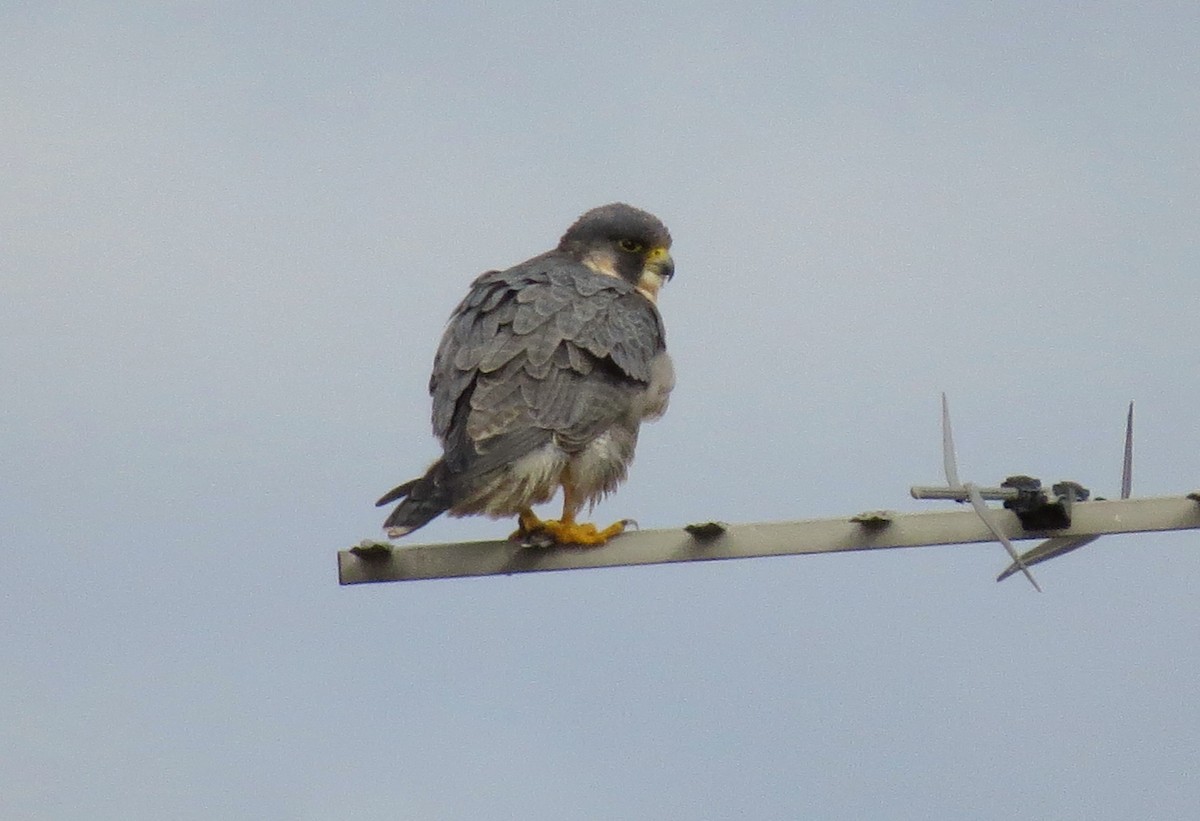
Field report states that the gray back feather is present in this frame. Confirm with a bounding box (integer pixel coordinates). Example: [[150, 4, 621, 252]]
[[429, 253, 666, 476]]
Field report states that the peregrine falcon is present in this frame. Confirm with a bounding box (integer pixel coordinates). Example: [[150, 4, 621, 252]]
[[376, 203, 675, 546]]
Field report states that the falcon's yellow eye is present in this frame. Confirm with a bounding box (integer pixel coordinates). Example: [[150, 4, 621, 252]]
[[618, 239, 643, 253]]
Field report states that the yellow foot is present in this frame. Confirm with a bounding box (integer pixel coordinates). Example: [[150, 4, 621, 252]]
[[510, 511, 630, 547]]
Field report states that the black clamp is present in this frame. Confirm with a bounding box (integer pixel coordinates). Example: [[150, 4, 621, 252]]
[[1001, 475, 1089, 530]]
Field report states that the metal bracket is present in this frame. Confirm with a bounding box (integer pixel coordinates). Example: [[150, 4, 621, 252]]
[[1000, 476, 1090, 530]]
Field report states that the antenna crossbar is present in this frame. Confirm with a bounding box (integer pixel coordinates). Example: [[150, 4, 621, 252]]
[[338, 494, 1200, 585]]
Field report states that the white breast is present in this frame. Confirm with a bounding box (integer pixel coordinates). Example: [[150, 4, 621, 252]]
[[636, 351, 675, 421]]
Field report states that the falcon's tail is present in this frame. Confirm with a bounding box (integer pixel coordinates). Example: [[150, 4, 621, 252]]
[[375, 460, 453, 538]]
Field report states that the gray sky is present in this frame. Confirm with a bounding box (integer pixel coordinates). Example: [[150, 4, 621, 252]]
[[4, 2, 1199, 819]]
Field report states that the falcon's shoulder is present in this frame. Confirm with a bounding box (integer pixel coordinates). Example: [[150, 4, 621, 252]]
[[428, 254, 666, 444]]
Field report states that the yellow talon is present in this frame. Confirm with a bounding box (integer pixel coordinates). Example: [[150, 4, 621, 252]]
[[511, 508, 627, 546]]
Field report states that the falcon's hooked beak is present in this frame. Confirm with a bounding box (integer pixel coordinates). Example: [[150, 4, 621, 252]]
[[637, 246, 674, 303]]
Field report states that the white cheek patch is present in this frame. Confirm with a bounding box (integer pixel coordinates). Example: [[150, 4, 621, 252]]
[[581, 250, 621, 280]]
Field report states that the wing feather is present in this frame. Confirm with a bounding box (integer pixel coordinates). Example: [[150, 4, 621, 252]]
[[427, 255, 667, 483]]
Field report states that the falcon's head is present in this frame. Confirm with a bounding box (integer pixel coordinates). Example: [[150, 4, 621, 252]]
[[558, 203, 675, 303]]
